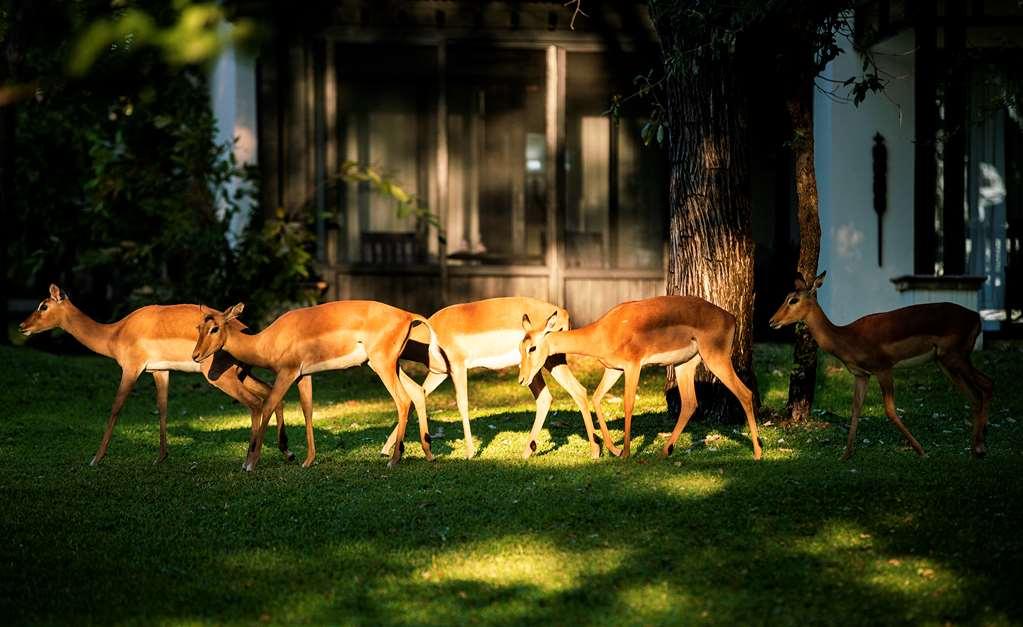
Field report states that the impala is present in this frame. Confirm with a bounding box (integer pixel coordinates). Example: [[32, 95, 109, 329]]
[[518, 296, 763, 460], [769, 271, 993, 459], [192, 301, 444, 470], [381, 297, 605, 460], [769, 272, 994, 458], [17, 284, 290, 465]]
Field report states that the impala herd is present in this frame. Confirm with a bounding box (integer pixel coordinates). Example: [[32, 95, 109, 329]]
[[18, 271, 993, 469]]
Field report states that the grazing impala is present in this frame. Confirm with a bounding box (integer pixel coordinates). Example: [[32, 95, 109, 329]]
[[17, 284, 290, 465], [769, 271, 992, 459], [381, 297, 603, 460], [191, 301, 444, 470], [518, 296, 763, 460]]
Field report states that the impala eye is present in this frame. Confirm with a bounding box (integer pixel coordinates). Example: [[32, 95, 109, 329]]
[[38, 303, 48, 311], [528, 346, 537, 353], [788, 298, 798, 306], [210, 326, 219, 334]]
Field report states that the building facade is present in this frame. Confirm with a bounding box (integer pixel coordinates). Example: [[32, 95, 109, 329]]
[[816, 0, 1022, 332], [212, 0, 1022, 334]]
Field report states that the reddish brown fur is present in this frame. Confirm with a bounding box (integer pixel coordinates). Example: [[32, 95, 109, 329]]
[[519, 295, 763, 460], [192, 300, 441, 470], [18, 284, 290, 465], [390, 297, 599, 459], [769, 271, 992, 458]]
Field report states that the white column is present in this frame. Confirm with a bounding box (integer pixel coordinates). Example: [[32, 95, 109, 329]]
[[209, 30, 258, 247]]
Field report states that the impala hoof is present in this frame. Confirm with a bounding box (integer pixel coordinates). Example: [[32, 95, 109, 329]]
[[663, 443, 675, 458], [589, 444, 601, 459], [242, 461, 255, 472], [89, 456, 99, 467], [284, 450, 296, 462], [464, 446, 476, 460], [153, 454, 167, 465], [972, 444, 987, 458]]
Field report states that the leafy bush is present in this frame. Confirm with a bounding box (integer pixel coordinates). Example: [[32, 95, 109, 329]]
[[9, 2, 317, 327]]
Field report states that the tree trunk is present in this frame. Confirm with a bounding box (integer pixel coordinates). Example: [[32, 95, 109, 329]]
[[654, 19, 759, 424], [784, 90, 821, 422]]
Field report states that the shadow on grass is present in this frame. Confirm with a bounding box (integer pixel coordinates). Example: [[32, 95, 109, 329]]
[[4, 345, 1022, 625], [3, 452, 1020, 625]]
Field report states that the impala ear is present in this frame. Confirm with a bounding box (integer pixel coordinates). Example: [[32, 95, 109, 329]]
[[199, 304, 211, 316], [793, 274, 807, 291], [224, 303, 245, 321], [49, 284, 64, 302], [522, 313, 532, 332], [811, 271, 827, 293], [543, 311, 559, 334]]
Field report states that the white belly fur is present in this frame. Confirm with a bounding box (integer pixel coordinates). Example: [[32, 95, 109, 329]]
[[644, 342, 699, 367], [466, 349, 522, 370], [302, 344, 369, 375], [146, 361, 203, 373]]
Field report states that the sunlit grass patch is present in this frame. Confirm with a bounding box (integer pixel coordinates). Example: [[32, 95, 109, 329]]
[[1, 343, 1021, 625]]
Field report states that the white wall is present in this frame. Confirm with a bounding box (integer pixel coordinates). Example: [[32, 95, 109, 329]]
[[814, 29, 917, 323], [208, 35, 258, 246]]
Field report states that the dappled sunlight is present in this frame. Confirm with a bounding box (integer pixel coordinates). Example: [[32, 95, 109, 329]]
[[423, 536, 628, 593], [3, 344, 1022, 624]]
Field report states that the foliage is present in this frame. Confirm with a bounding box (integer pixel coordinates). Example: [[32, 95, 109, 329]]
[[0, 343, 1021, 623], [338, 160, 439, 229], [612, 0, 890, 146], [5, 0, 317, 326], [67, 0, 256, 77]]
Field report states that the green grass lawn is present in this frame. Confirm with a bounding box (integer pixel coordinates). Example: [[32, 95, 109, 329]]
[[1, 341, 1021, 625]]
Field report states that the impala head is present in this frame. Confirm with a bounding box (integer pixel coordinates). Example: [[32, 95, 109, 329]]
[[192, 303, 245, 362], [518, 310, 564, 386], [769, 271, 827, 329], [19, 284, 69, 336]]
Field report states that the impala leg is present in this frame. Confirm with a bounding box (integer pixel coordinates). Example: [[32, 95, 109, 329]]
[[702, 354, 762, 460], [842, 375, 869, 460], [548, 360, 600, 459], [92, 367, 142, 466], [244, 370, 298, 472], [244, 374, 291, 461], [620, 367, 641, 459], [373, 362, 413, 468], [152, 370, 170, 464], [939, 355, 993, 457], [663, 358, 699, 458], [450, 361, 475, 459], [399, 368, 434, 462], [208, 365, 294, 461], [297, 375, 316, 468], [591, 368, 624, 457], [876, 371, 924, 457], [523, 372, 553, 459], [382, 370, 446, 457]]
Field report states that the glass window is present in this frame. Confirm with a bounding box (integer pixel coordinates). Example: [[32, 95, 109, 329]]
[[337, 45, 436, 264], [565, 52, 665, 269], [446, 47, 547, 265]]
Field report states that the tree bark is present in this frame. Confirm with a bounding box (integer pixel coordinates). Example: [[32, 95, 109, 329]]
[[784, 90, 821, 422], [654, 17, 759, 423]]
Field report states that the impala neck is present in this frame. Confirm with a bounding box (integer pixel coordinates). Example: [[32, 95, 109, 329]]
[[547, 326, 601, 360], [223, 327, 270, 369], [802, 300, 845, 355], [60, 302, 117, 359]]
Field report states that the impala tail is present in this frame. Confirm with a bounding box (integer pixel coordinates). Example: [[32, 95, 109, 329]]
[[410, 315, 446, 374]]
